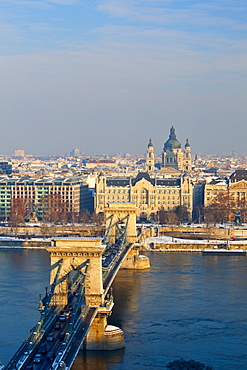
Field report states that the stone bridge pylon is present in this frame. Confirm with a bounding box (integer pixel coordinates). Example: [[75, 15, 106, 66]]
[[104, 202, 138, 244], [47, 238, 105, 307], [46, 237, 125, 350], [105, 202, 150, 270]]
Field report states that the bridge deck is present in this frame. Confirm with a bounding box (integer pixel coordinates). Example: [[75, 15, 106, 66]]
[[4, 236, 135, 370]]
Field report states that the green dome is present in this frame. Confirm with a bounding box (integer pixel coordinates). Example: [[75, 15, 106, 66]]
[[163, 125, 181, 150]]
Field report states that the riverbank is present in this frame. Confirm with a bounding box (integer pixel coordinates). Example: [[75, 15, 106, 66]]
[[146, 236, 247, 252], [0, 237, 50, 248]]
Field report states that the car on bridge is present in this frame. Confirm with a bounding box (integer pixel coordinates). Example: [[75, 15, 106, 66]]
[[54, 322, 61, 330], [47, 333, 54, 342], [33, 354, 42, 363], [46, 351, 55, 361], [59, 331, 66, 341], [38, 343, 47, 354]]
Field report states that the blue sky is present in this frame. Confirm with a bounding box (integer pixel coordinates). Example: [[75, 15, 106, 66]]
[[0, 0, 246, 156]]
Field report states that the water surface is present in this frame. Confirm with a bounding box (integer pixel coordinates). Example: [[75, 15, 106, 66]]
[[0, 250, 246, 369]]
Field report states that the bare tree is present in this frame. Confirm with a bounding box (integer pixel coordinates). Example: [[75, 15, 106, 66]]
[[158, 208, 178, 225], [204, 192, 236, 225], [8, 198, 25, 226], [39, 194, 68, 224], [78, 210, 91, 224], [175, 206, 190, 223]]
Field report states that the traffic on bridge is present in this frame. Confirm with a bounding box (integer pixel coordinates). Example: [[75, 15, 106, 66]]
[[2, 203, 149, 370]]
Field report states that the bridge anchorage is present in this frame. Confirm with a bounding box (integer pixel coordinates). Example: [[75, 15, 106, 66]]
[[3, 203, 150, 370]]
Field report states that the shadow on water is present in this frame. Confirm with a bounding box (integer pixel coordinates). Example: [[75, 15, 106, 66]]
[[74, 349, 125, 370], [73, 268, 148, 370]]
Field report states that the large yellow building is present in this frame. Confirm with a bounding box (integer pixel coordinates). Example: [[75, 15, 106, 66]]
[[94, 172, 193, 220], [94, 125, 194, 221]]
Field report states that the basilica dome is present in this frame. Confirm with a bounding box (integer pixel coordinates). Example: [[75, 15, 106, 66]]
[[163, 125, 181, 150]]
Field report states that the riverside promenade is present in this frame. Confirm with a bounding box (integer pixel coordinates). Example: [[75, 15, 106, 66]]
[[1, 223, 247, 251]]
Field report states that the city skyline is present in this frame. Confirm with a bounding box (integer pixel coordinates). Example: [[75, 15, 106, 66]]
[[0, 1, 246, 156]]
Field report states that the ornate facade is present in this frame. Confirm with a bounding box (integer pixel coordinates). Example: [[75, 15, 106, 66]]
[[94, 125, 194, 221], [204, 170, 247, 210], [94, 172, 193, 220]]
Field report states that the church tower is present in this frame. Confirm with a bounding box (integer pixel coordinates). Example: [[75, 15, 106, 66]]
[[146, 138, 155, 173], [183, 138, 192, 171]]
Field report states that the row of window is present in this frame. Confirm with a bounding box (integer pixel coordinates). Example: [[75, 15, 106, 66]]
[[101, 194, 179, 200], [103, 189, 180, 194], [98, 205, 175, 212]]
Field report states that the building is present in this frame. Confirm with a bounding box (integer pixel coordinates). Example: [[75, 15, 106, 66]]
[[0, 162, 12, 175], [204, 178, 228, 207], [70, 148, 80, 158], [94, 172, 193, 220], [229, 170, 247, 208], [14, 150, 25, 157], [85, 159, 117, 169], [146, 138, 155, 173], [161, 125, 192, 171], [204, 170, 247, 222], [0, 177, 94, 221]]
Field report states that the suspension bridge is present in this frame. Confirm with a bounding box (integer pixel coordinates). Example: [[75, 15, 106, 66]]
[[2, 203, 150, 370]]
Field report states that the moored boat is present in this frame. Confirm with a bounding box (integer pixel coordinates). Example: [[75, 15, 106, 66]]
[[202, 249, 246, 255]]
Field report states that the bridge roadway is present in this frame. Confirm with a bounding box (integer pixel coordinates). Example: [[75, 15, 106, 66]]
[[4, 239, 133, 370]]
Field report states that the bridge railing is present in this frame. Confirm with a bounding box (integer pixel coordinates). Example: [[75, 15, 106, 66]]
[[52, 305, 96, 370]]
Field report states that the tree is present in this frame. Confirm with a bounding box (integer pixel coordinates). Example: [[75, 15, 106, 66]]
[[79, 210, 91, 224], [41, 223, 49, 239], [204, 192, 236, 225], [204, 204, 217, 226], [166, 358, 213, 370], [158, 208, 178, 225], [8, 198, 25, 226], [39, 194, 68, 224], [91, 211, 103, 225], [236, 198, 247, 223], [175, 206, 190, 224], [23, 198, 35, 221], [193, 205, 204, 224]]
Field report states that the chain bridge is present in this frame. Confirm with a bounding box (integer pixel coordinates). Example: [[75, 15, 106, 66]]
[[2, 203, 150, 370]]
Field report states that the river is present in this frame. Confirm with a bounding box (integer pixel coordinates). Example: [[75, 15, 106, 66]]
[[0, 249, 246, 369]]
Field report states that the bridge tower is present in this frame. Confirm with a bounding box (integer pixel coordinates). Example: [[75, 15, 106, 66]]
[[47, 238, 105, 307], [46, 238, 125, 351], [105, 202, 150, 270], [105, 202, 137, 244]]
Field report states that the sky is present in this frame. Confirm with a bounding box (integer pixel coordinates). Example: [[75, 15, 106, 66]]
[[0, 0, 246, 156]]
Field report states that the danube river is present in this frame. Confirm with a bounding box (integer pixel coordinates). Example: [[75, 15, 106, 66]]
[[0, 249, 247, 370]]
